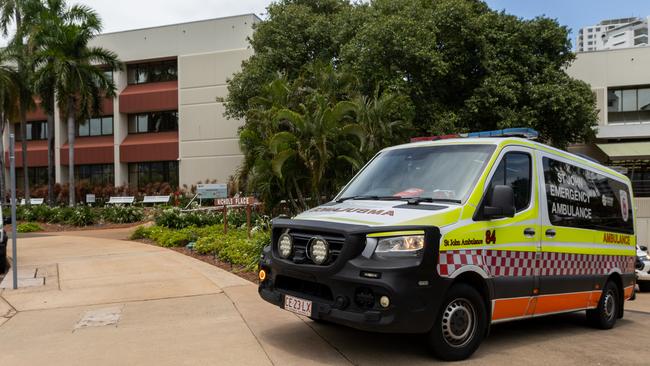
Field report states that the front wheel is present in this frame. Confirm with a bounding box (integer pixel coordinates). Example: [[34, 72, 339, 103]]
[[428, 283, 487, 361], [587, 280, 619, 329], [638, 281, 650, 292]]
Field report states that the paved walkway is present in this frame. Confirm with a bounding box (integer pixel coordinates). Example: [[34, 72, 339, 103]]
[[1, 228, 650, 365]]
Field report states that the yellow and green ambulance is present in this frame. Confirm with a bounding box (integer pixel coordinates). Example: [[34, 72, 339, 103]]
[[258, 132, 636, 361]]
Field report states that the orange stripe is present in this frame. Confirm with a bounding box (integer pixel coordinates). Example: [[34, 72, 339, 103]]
[[534, 291, 598, 315], [492, 291, 603, 322], [624, 286, 634, 300], [492, 297, 532, 320]]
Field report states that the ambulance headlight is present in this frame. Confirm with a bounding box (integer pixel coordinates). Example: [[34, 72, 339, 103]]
[[278, 233, 293, 258], [374, 235, 425, 256]]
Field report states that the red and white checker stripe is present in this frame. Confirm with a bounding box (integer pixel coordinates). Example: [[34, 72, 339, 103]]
[[437, 249, 635, 278]]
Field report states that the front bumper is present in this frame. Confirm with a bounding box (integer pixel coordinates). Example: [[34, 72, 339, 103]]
[[258, 219, 447, 334], [637, 259, 650, 281]]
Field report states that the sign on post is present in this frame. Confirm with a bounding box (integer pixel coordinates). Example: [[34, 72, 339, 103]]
[[86, 194, 96, 204], [215, 197, 257, 206], [215, 196, 259, 237], [197, 184, 228, 199]]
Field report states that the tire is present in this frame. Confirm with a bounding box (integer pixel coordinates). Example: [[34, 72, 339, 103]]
[[587, 280, 619, 329], [428, 283, 487, 361], [638, 282, 650, 292]]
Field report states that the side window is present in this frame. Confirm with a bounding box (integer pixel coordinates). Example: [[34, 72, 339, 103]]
[[487, 152, 532, 212], [543, 157, 633, 234]]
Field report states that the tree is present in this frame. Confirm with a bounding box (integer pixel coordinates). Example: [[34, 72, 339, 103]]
[[238, 64, 410, 213], [0, 0, 36, 201], [227, 0, 598, 149], [33, 4, 120, 205], [27, 0, 101, 205], [0, 49, 19, 201]]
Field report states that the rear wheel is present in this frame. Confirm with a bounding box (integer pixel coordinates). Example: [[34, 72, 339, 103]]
[[587, 280, 619, 329], [428, 283, 487, 361]]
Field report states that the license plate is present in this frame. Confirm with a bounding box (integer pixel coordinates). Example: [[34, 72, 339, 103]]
[[284, 295, 313, 316]]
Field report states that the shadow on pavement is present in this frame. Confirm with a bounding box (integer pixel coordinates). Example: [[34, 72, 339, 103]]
[[262, 311, 640, 365]]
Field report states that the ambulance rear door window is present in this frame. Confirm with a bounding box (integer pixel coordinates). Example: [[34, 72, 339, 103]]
[[542, 157, 633, 234]]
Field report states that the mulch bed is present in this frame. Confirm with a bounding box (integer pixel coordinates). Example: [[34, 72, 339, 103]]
[[4, 221, 145, 232], [136, 239, 259, 284]]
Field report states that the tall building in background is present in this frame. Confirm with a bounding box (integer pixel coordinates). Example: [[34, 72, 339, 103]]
[[577, 17, 649, 52], [3, 14, 259, 191]]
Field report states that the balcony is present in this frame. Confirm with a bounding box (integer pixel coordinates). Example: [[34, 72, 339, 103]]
[[119, 81, 178, 114], [120, 131, 178, 163], [60, 135, 114, 165]]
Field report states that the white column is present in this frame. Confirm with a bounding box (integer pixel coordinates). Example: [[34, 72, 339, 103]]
[[113, 69, 128, 187], [54, 101, 66, 183]]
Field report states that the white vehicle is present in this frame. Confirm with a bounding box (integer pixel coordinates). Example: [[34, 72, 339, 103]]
[[637, 245, 650, 292]]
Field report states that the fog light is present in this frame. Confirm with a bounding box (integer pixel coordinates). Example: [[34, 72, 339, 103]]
[[278, 233, 293, 258], [309, 237, 330, 265], [380, 296, 390, 308], [259, 269, 267, 281]]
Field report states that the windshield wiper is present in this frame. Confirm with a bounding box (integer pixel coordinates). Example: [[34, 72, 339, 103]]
[[336, 195, 404, 203], [406, 197, 462, 205]]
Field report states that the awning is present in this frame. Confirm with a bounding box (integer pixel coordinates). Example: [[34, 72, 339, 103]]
[[597, 142, 650, 160], [120, 131, 178, 163], [119, 80, 178, 114], [60, 136, 114, 165]]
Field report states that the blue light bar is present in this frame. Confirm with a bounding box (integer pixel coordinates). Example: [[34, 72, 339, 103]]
[[464, 128, 539, 140]]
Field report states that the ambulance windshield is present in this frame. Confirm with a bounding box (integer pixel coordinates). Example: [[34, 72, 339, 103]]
[[338, 144, 496, 203]]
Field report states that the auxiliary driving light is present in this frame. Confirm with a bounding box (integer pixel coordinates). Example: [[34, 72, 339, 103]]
[[309, 237, 330, 265], [380, 296, 390, 308], [278, 234, 293, 258]]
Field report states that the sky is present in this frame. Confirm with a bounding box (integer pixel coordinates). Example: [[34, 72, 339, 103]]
[[3, 0, 650, 48]]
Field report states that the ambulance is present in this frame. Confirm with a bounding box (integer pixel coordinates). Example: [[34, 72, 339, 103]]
[[258, 129, 636, 361]]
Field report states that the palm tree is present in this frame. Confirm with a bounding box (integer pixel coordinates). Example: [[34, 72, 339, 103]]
[[271, 94, 365, 207], [33, 4, 120, 205], [0, 0, 35, 201], [0, 50, 19, 201], [26, 0, 100, 205]]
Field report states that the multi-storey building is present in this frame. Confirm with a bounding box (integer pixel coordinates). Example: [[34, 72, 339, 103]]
[[577, 17, 649, 52], [4, 14, 259, 192], [567, 46, 650, 243]]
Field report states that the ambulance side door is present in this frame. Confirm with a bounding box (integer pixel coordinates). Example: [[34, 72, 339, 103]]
[[479, 146, 541, 322]]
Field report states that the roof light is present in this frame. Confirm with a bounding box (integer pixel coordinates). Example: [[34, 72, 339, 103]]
[[411, 128, 539, 142]]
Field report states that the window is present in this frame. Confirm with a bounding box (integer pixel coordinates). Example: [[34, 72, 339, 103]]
[[16, 121, 47, 141], [128, 161, 179, 189], [486, 152, 532, 212], [16, 167, 48, 188], [127, 60, 177, 84], [128, 111, 178, 133], [608, 86, 650, 123], [77, 116, 113, 137], [75, 164, 114, 186], [596, 27, 601, 32], [543, 157, 633, 234], [337, 145, 496, 203]]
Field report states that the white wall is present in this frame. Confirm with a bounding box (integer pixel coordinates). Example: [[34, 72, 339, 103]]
[[177, 48, 253, 188]]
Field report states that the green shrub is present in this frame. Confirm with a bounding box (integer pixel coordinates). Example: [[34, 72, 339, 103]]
[[155, 208, 223, 229], [17, 222, 42, 233], [65, 206, 97, 226], [130, 225, 151, 240], [102, 206, 144, 224]]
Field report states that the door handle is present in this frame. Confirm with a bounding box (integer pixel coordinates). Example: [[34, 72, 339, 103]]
[[545, 229, 556, 238], [523, 228, 536, 237]]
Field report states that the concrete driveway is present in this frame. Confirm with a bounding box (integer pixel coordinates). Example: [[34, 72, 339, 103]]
[[1, 228, 650, 365]]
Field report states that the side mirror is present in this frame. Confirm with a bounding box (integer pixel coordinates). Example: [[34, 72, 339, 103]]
[[483, 185, 515, 219]]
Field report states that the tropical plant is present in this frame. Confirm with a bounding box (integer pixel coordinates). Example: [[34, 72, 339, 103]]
[[0, 49, 19, 201], [32, 3, 121, 205], [0, 0, 36, 200]]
